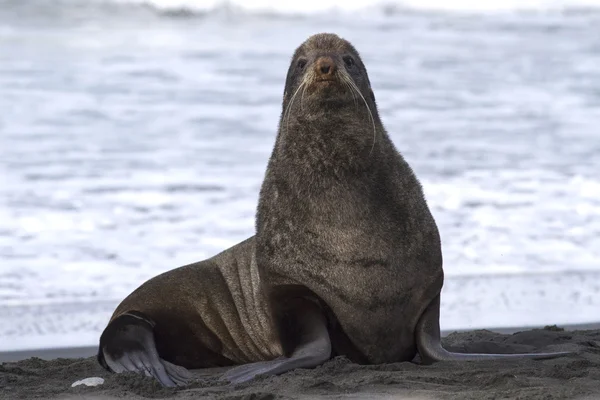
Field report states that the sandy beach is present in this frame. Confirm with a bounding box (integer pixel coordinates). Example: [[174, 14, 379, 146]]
[[2, 325, 600, 400]]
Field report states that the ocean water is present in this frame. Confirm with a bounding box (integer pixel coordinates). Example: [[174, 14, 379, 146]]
[[1, 0, 600, 352]]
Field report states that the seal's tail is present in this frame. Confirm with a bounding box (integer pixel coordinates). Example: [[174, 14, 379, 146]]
[[415, 295, 574, 363], [97, 311, 191, 387]]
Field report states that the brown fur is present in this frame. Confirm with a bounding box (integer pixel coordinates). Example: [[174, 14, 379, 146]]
[[256, 33, 444, 363], [105, 237, 283, 368]]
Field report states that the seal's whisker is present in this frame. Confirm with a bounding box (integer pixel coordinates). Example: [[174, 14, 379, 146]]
[[343, 81, 358, 110], [344, 76, 377, 156], [283, 79, 307, 134], [300, 71, 313, 112], [283, 75, 308, 130], [339, 72, 358, 110]]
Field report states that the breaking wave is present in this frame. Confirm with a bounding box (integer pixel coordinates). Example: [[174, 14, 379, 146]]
[[3, 0, 600, 19]]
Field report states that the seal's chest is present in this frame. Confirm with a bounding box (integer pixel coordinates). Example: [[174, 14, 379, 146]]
[[289, 230, 403, 291]]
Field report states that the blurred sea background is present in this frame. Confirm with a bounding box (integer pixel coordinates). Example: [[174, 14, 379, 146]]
[[1, 0, 600, 352]]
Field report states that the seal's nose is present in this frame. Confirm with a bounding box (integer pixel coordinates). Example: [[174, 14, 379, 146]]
[[315, 56, 337, 78]]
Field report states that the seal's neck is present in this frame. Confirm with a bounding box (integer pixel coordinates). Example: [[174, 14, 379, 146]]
[[272, 106, 384, 178]]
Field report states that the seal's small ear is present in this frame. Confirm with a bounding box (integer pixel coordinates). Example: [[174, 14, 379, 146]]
[[370, 88, 376, 103]]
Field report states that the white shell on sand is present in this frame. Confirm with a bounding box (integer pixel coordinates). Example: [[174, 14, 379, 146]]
[[71, 377, 105, 388]]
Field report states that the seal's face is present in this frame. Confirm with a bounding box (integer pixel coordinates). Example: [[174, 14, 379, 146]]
[[282, 33, 375, 111], [276, 33, 380, 161]]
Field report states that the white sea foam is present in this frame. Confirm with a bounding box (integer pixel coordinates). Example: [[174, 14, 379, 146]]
[[110, 0, 600, 13], [34, 0, 600, 15]]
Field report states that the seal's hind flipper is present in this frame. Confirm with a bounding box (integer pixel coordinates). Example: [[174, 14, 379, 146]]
[[415, 294, 574, 363], [97, 311, 192, 387], [222, 300, 332, 384]]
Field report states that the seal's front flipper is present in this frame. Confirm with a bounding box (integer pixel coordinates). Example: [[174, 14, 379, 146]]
[[97, 311, 192, 387], [415, 294, 574, 363], [222, 300, 332, 384]]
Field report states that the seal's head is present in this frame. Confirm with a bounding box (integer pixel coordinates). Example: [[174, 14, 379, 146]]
[[274, 33, 384, 168], [282, 33, 375, 111]]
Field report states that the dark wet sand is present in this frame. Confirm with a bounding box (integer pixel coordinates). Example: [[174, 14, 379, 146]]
[[2, 326, 600, 400]]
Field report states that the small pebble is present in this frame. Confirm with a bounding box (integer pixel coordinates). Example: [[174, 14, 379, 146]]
[[71, 377, 105, 388]]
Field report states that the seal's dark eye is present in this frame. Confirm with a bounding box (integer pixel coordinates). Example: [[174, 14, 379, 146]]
[[343, 56, 355, 68], [297, 59, 307, 69]]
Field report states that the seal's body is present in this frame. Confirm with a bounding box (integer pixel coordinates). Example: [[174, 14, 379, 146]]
[[98, 33, 571, 388]]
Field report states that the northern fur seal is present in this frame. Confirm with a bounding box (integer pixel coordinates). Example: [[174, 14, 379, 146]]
[[98, 33, 571, 388], [222, 32, 572, 382]]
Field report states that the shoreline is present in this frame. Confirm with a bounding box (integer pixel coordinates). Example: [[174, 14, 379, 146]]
[[2, 321, 599, 363], [3, 324, 599, 400]]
